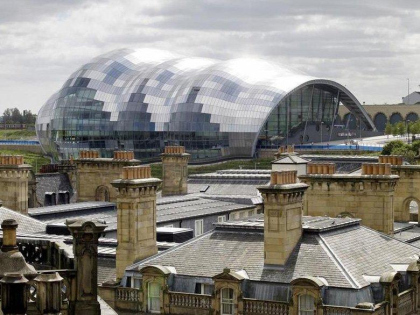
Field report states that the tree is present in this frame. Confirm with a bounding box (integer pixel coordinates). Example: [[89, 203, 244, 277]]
[[396, 121, 406, 137], [392, 146, 416, 164], [382, 140, 405, 155], [384, 123, 392, 138]]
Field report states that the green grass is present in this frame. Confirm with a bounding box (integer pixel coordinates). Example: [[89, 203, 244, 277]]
[[0, 148, 50, 172], [0, 129, 37, 140]]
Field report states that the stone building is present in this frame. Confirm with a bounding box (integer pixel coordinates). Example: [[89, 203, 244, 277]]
[[100, 170, 420, 315], [299, 162, 399, 234], [74, 150, 140, 202], [0, 155, 31, 215]]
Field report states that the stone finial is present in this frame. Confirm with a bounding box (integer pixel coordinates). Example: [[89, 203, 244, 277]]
[[79, 150, 99, 159], [0, 155, 24, 165], [1, 219, 18, 252], [113, 151, 135, 160], [122, 165, 152, 180], [362, 163, 391, 175], [164, 146, 186, 154], [270, 170, 297, 185], [307, 162, 335, 175], [378, 155, 403, 166]]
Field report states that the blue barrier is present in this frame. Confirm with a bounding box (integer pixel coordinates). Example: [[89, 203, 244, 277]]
[[295, 144, 382, 151], [0, 140, 40, 145]]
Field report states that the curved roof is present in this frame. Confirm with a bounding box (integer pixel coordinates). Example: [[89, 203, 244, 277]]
[[36, 48, 374, 155]]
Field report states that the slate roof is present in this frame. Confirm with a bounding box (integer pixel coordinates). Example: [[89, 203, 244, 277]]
[[188, 171, 268, 197], [28, 197, 253, 232], [129, 217, 420, 289], [0, 206, 46, 234], [35, 173, 75, 206]]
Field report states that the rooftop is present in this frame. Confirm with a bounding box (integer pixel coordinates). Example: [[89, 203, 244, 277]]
[[128, 217, 420, 290]]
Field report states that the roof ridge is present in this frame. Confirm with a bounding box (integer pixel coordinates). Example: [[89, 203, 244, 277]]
[[316, 234, 361, 289]]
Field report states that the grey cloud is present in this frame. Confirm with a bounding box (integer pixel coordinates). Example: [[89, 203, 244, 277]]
[[0, 0, 419, 113]]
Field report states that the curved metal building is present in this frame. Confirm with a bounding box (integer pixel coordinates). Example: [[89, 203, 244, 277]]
[[36, 48, 375, 161]]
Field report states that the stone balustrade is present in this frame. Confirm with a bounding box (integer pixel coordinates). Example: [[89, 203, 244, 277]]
[[361, 163, 391, 175], [398, 289, 414, 315], [243, 298, 289, 315], [378, 155, 403, 166], [116, 287, 141, 302], [0, 155, 24, 165], [169, 291, 212, 309], [270, 170, 297, 185], [307, 162, 335, 174]]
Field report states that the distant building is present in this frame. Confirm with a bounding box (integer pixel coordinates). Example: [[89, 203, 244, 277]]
[[402, 91, 420, 105]]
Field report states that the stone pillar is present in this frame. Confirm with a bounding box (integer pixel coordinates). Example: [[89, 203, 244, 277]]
[[0, 155, 31, 214], [161, 146, 190, 196], [66, 219, 106, 315], [111, 165, 161, 279], [257, 170, 308, 266]]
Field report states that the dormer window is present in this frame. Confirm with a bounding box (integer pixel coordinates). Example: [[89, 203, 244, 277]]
[[298, 294, 315, 315], [221, 288, 234, 315]]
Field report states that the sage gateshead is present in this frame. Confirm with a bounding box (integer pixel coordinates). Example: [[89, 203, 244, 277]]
[[36, 48, 375, 162]]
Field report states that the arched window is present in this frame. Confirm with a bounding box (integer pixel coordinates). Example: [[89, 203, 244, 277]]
[[95, 185, 110, 202], [221, 288, 234, 315], [299, 294, 315, 315]]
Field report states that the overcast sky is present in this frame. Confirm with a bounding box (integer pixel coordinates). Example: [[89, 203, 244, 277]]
[[1, 0, 419, 114]]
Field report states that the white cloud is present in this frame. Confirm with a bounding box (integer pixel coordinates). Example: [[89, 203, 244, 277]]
[[0, 0, 419, 113]]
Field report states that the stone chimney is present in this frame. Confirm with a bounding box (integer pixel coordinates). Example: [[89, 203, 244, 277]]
[[257, 170, 308, 266], [299, 163, 398, 234], [161, 146, 190, 196], [0, 155, 32, 214], [1, 219, 18, 253], [111, 165, 161, 279], [66, 219, 106, 315], [74, 150, 140, 202], [274, 145, 296, 159]]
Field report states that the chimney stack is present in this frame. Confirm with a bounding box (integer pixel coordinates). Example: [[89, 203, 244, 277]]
[[0, 155, 31, 214], [111, 165, 161, 279], [257, 170, 308, 266], [161, 146, 190, 196], [1, 219, 18, 252]]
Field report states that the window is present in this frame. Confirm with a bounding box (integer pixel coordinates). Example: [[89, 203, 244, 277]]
[[218, 215, 226, 223], [221, 288, 234, 315], [195, 219, 204, 236], [239, 211, 245, 219], [195, 283, 212, 294], [165, 224, 174, 228], [148, 282, 161, 313], [248, 210, 254, 217], [299, 294, 315, 315]]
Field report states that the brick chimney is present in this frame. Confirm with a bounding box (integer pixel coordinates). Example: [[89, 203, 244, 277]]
[[0, 155, 31, 214], [257, 170, 308, 266], [161, 146, 190, 196], [111, 165, 161, 279]]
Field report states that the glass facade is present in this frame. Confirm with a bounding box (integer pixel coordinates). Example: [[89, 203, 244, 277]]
[[36, 48, 373, 162]]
